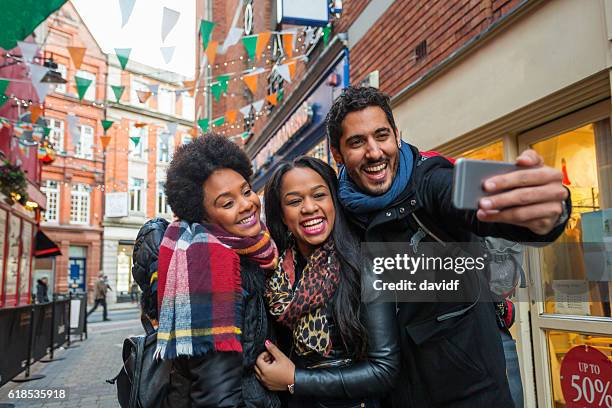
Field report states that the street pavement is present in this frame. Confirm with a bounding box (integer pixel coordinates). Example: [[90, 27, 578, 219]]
[[0, 303, 143, 407]]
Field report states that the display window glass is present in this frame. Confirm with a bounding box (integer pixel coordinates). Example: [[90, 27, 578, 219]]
[[531, 123, 612, 318], [0, 208, 7, 304], [117, 244, 133, 294], [18, 221, 33, 304], [4, 213, 21, 304], [459, 140, 504, 161]]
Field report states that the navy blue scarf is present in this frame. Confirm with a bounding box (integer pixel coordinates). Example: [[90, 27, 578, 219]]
[[338, 142, 413, 220]]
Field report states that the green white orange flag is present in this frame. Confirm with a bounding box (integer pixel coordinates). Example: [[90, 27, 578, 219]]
[[74, 75, 92, 101]]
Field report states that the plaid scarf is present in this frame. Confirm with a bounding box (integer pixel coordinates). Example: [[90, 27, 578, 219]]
[[265, 240, 339, 356], [155, 220, 278, 360]]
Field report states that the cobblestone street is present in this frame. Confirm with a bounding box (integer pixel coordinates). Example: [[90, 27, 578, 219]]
[[0, 307, 142, 408]]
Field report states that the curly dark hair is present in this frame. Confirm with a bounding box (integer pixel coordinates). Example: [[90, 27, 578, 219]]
[[326, 86, 397, 151], [165, 134, 253, 223]]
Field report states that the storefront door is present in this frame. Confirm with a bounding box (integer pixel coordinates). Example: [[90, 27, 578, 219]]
[[518, 102, 612, 408]]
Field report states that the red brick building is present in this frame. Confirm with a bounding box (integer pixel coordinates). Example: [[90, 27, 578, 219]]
[[36, 1, 107, 296]]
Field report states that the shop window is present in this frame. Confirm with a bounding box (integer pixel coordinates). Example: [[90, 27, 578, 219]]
[[129, 178, 145, 214], [75, 125, 94, 159], [48, 118, 65, 152], [0, 208, 7, 305], [76, 70, 96, 101], [4, 213, 21, 303], [459, 140, 504, 161], [117, 244, 134, 294], [42, 180, 60, 223], [70, 184, 90, 225], [546, 330, 612, 407], [157, 131, 173, 163], [307, 140, 328, 163], [19, 222, 33, 303], [532, 122, 612, 318]]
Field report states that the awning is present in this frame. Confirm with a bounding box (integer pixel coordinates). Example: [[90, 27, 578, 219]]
[[34, 230, 61, 258]]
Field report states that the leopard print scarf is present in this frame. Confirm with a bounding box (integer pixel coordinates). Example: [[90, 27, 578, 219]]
[[265, 240, 339, 356]]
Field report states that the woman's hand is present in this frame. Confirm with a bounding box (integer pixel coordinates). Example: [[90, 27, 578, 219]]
[[254, 340, 295, 391]]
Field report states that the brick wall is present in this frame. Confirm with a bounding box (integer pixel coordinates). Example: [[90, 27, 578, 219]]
[[348, 0, 524, 96]]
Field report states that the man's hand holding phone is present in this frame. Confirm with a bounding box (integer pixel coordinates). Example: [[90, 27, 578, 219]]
[[453, 150, 569, 236]]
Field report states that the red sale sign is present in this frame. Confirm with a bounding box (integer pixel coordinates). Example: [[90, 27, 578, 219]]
[[560, 345, 612, 407]]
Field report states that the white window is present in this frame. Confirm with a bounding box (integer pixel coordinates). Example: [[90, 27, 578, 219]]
[[76, 70, 96, 101], [129, 178, 145, 213], [48, 118, 64, 151], [70, 184, 90, 225], [157, 182, 171, 215], [129, 125, 147, 159], [182, 94, 195, 120], [41, 180, 60, 223], [158, 88, 175, 115], [55, 63, 67, 94], [75, 125, 94, 159], [131, 78, 149, 106], [157, 130, 173, 163]]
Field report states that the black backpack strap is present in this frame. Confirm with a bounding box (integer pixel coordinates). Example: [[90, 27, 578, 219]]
[[141, 315, 155, 336], [129, 337, 145, 408]]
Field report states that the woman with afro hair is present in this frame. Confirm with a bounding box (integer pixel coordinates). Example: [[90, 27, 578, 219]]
[[157, 134, 280, 407]]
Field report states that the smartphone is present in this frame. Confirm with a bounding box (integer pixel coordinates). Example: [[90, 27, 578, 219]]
[[452, 158, 520, 210]]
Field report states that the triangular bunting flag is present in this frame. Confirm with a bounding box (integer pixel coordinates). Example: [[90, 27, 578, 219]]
[[287, 60, 297, 79], [200, 20, 216, 51], [282, 32, 296, 58], [111, 85, 125, 102], [130, 136, 141, 146], [278, 88, 284, 102], [0, 95, 9, 108], [210, 82, 222, 102], [101, 120, 114, 132], [30, 105, 43, 123], [0, 79, 10, 95], [183, 80, 196, 97], [161, 7, 180, 42], [221, 27, 243, 53], [26, 63, 54, 101], [67, 46, 86, 70], [243, 73, 258, 94], [323, 26, 332, 46], [189, 127, 198, 137], [136, 90, 152, 103], [197, 118, 209, 133], [160, 46, 175, 64], [217, 74, 230, 94], [148, 84, 160, 95], [239, 104, 252, 117], [305, 27, 315, 46], [276, 63, 291, 83], [119, 0, 137, 27], [256, 32, 271, 60], [212, 117, 225, 127], [167, 122, 177, 135], [252, 99, 265, 113], [75, 76, 92, 101], [240, 131, 250, 140], [115, 48, 132, 70], [266, 92, 278, 106], [100, 135, 112, 149], [18, 41, 39, 63], [134, 122, 147, 128], [205, 41, 218, 66], [225, 110, 238, 124], [242, 35, 258, 60]]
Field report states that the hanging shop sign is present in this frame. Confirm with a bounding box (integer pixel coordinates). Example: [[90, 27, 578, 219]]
[[277, 0, 329, 27], [254, 101, 313, 170], [560, 345, 612, 408]]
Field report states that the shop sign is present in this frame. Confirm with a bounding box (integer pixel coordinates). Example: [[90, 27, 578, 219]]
[[277, 0, 329, 27], [560, 345, 612, 407], [105, 192, 128, 218], [254, 102, 313, 170]]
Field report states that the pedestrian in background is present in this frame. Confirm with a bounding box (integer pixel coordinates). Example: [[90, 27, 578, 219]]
[[87, 272, 111, 321], [36, 277, 50, 303], [130, 280, 139, 304]]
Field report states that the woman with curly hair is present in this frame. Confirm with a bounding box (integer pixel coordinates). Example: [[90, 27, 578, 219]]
[[255, 156, 400, 408], [158, 134, 280, 408]]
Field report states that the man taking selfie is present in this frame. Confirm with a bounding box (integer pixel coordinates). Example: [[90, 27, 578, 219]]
[[327, 86, 570, 407]]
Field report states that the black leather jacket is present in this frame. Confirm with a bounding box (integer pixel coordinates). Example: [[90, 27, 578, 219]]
[[163, 258, 280, 408], [292, 301, 400, 400]]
